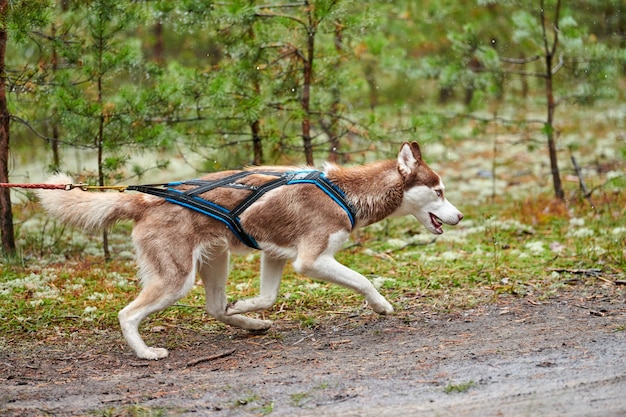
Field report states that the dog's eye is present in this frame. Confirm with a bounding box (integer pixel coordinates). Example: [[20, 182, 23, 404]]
[[435, 189, 443, 197]]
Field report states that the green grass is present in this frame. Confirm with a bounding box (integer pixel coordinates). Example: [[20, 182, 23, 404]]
[[93, 405, 171, 417], [290, 392, 310, 407], [1, 188, 625, 347], [444, 380, 476, 394]]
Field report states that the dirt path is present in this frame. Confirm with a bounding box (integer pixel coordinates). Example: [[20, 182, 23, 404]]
[[2, 285, 625, 417]]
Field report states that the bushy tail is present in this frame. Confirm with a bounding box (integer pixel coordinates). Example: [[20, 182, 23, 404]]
[[36, 174, 142, 231]]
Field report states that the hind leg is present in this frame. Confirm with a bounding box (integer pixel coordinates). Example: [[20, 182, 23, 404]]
[[119, 286, 183, 360], [200, 249, 273, 331], [118, 246, 198, 360]]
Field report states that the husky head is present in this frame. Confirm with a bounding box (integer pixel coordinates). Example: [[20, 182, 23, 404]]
[[394, 142, 463, 235]]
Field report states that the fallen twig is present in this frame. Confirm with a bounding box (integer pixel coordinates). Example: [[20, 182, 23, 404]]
[[570, 155, 594, 207], [129, 362, 150, 367], [316, 393, 358, 406], [292, 333, 315, 346], [329, 339, 352, 349], [548, 268, 603, 277], [552, 268, 620, 286], [185, 349, 236, 368], [595, 275, 617, 285], [572, 304, 607, 317]]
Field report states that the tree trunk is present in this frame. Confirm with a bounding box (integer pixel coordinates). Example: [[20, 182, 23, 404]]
[[0, 0, 16, 257], [153, 21, 164, 65], [97, 89, 110, 260], [94, 4, 110, 260], [364, 62, 379, 109], [544, 58, 564, 200], [96, 50, 110, 259], [540, 0, 564, 200], [251, 120, 263, 165], [301, 2, 315, 166], [247, 19, 263, 166], [327, 22, 343, 164], [50, 22, 61, 171]]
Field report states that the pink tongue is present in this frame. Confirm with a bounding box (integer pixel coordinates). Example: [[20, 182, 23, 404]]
[[431, 214, 442, 227]]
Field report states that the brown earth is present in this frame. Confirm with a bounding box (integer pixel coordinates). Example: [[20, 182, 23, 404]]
[[1, 282, 625, 417]]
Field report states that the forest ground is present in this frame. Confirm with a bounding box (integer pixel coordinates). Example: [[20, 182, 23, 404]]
[[2, 280, 625, 417]]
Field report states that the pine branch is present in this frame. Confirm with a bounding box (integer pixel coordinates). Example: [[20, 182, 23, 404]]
[[499, 55, 542, 64]]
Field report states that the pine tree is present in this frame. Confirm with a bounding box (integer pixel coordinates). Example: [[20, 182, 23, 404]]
[[0, 0, 51, 257], [0, 0, 14, 257], [43, 0, 168, 258]]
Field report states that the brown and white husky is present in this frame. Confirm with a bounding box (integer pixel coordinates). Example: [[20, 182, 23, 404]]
[[37, 142, 463, 360]]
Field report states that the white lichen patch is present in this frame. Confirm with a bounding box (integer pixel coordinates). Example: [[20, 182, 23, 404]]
[[371, 276, 397, 289], [524, 241, 545, 255], [568, 227, 595, 238]]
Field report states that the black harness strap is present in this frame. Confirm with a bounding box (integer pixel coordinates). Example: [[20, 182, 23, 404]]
[[128, 183, 260, 249], [128, 171, 355, 250], [182, 171, 254, 196], [230, 175, 290, 218], [288, 171, 356, 227]]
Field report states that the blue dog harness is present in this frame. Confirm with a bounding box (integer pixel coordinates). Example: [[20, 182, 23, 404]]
[[127, 170, 355, 250]]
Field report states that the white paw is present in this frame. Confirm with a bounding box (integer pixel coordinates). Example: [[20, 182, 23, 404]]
[[370, 299, 394, 315], [137, 347, 169, 360], [248, 319, 273, 332], [225, 302, 245, 316], [226, 297, 274, 316]]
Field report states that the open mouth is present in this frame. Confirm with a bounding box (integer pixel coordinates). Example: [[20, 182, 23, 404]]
[[429, 212, 444, 234]]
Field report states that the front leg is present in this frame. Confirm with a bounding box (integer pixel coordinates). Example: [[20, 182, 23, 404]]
[[294, 254, 394, 314], [200, 249, 272, 331], [226, 253, 287, 316], [292, 229, 393, 314]]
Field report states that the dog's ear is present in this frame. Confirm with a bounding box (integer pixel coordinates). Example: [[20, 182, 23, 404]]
[[397, 141, 422, 177], [409, 141, 422, 161]]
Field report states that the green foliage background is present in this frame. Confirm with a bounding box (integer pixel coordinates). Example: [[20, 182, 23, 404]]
[[4, 0, 624, 179]]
